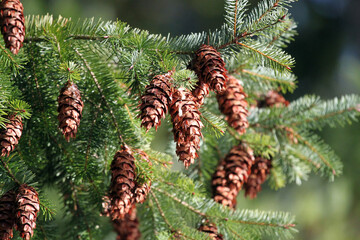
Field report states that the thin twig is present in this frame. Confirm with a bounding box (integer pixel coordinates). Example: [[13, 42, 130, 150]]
[[0, 158, 21, 185], [236, 41, 291, 70], [74, 48, 125, 146], [233, 0, 239, 38]]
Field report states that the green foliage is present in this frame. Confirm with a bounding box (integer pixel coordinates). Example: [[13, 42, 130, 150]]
[[0, 0, 359, 239]]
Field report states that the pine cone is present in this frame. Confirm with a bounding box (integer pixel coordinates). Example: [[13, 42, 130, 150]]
[[0, 190, 16, 240], [15, 184, 40, 240], [0, 114, 23, 157], [244, 156, 272, 199], [170, 87, 203, 168], [0, 0, 25, 54], [190, 44, 227, 104], [139, 72, 173, 132], [134, 180, 151, 204], [198, 221, 223, 240], [113, 204, 141, 240], [257, 90, 289, 108], [57, 82, 84, 142], [110, 145, 136, 220], [217, 76, 249, 135], [212, 144, 255, 208]]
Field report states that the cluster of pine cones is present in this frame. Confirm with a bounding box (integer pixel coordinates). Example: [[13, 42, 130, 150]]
[[100, 145, 151, 240], [0, 184, 40, 240], [139, 45, 251, 169]]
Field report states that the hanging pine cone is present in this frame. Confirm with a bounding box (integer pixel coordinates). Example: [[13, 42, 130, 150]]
[[0, 190, 16, 240], [244, 156, 272, 199], [217, 76, 249, 135], [0, 114, 23, 157], [57, 82, 84, 142], [15, 184, 40, 240], [139, 72, 173, 132], [212, 160, 237, 208], [113, 204, 141, 240], [110, 145, 136, 220], [170, 87, 203, 168], [190, 44, 227, 104], [257, 90, 289, 108], [0, 0, 25, 54], [212, 143, 255, 208], [134, 180, 151, 204], [198, 221, 223, 240]]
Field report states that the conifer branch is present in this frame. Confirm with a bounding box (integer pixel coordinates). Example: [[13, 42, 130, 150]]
[[0, 157, 21, 185], [290, 107, 358, 127], [240, 69, 295, 87], [228, 226, 246, 240], [153, 187, 206, 217], [291, 130, 336, 176], [236, 41, 292, 70], [255, 0, 280, 25], [74, 48, 125, 146], [150, 191, 196, 240], [85, 103, 102, 171], [0, 44, 20, 69]]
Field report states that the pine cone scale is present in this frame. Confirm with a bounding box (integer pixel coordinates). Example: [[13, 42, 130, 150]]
[[57, 82, 84, 141], [0, 0, 25, 54]]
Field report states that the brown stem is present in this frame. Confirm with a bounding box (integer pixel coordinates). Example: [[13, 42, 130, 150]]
[[0, 158, 21, 185]]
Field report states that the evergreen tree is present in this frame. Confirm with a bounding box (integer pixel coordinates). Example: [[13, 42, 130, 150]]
[[0, 0, 359, 239]]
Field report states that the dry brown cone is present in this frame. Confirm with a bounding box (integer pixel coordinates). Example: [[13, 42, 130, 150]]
[[217, 76, 249, 135], [0, 114, 23, 157], [257, 90, 289, 108], [190, 44, 227, 104], [170, 87, 203, 168], [244, 156, 272, 199], [212, 143, 255, 208], [0, 0, 25, 54], [0, 190, 16, 240], [15, 184, 40, 240], [110, 145, 136, 220], [139, 72, 173, 132], [57, 82, 84, 142], [198, 221, 223, 240], [134, 180, 151, 204], [113, 204, 141, 240]]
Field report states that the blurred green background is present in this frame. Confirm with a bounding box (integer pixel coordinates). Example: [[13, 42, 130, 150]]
[[23, 0, 360, 239]]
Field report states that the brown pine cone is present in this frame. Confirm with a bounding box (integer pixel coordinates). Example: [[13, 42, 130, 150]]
[[0, 0, 25, 54], [15, 184, 40, 240], [113, 204, 141, 240], [257, 90, 289, 108], [0, 114, 23, 157], [170, 87, 203, 168], [217, 76, 249, 135], [212, 160, 237, 208], [244, 156, 272, 199], [134, 180, 151, 204], [198, 221, 223, 240], [57, 82, 84, 142], [0, 190, 16, 240], [110, 145, 136, 220], [212, 143, 255, 208], [190, 44, 227, 104], [139, 72, 173, 132]]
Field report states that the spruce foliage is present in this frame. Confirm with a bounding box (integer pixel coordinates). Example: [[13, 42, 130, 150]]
[[0, 0, 359, 239]]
